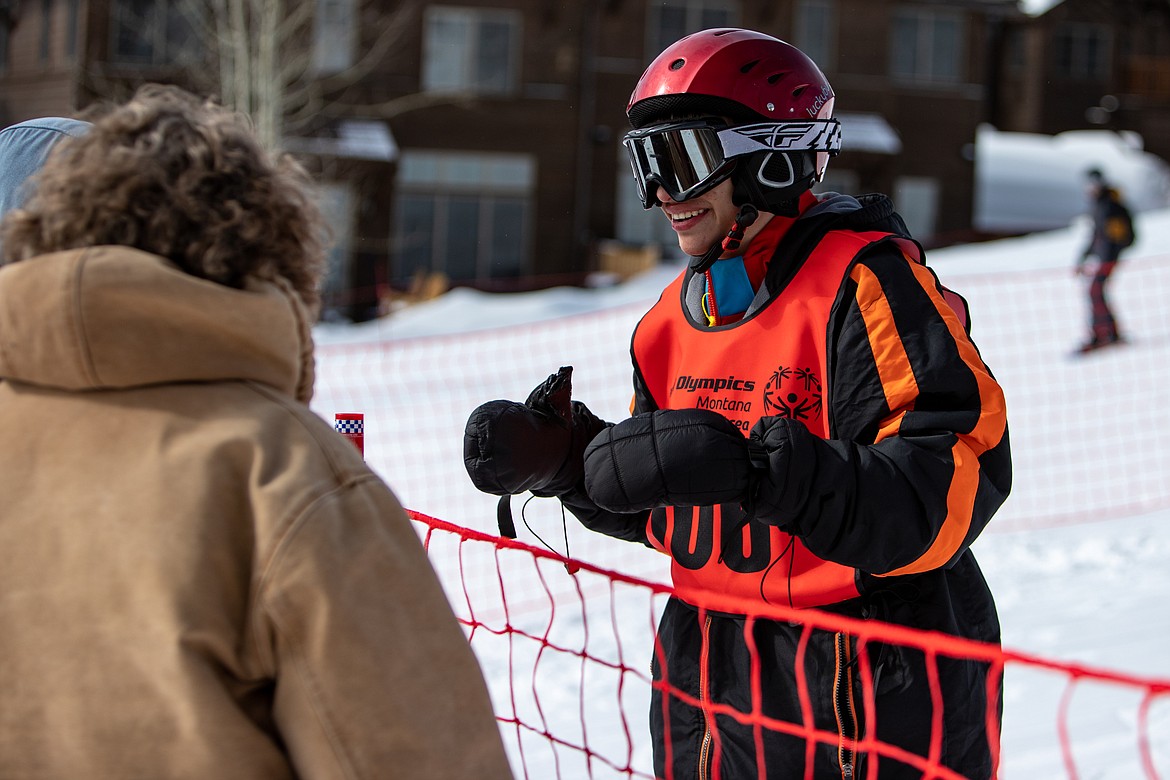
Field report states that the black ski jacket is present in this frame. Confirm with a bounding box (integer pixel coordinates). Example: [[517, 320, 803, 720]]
[[565, 193, 1011, 779]]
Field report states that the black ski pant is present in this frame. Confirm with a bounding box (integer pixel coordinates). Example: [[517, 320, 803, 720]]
[[650, 588, 1001, 779]]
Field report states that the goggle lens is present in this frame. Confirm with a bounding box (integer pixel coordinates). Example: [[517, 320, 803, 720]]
[[623, 122, 730, 208]]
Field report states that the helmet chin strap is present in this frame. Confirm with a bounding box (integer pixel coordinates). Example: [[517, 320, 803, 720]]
[[689, 203, 759, 273]]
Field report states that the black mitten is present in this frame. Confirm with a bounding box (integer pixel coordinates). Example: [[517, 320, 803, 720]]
[[464, 366, 608, 497], [583, 408, 753, 513], [746, 414, 799, 527]]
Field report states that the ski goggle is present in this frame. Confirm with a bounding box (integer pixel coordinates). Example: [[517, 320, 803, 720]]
[[622, 117, 842, 208]]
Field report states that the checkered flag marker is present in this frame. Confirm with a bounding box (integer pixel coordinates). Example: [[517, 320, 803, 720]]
[[334, 412, 364, 458]]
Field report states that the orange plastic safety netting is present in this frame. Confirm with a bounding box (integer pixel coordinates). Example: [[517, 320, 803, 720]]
[[410, 509, 1170, 780]]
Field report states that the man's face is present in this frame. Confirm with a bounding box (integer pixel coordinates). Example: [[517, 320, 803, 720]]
[[657, 178, 769, 258]]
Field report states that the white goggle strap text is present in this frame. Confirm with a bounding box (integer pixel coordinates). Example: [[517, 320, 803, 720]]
[[717, 120, 843, 159]]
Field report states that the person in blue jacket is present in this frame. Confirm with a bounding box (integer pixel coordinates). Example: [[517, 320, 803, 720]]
[[0, 117, 92, 250]]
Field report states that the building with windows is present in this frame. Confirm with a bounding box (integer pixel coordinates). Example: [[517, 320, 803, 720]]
[[2, 0, 1167, 318], [996, 0, 1170, 164], [0, 0, 83, 123], [384, 0, 1024, 301]]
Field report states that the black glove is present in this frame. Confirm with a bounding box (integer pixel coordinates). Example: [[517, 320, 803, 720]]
[[583, 408, 754, 513], [464, 366, 608, 498], [745, 415, 802, 528]]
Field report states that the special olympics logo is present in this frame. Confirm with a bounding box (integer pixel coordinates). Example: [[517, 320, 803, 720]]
[[761, 366, 823, 421]]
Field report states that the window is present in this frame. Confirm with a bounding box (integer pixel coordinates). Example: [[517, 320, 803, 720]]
[[394, 151, 534, 283], [647, 0, 739, 59], [893, 176, 939, 240], [40, 0, 52, 63], [317, 182, 355, 317], [313, 0, 356, 74], [890, 8, 964, 84], [421, 6, 520, 95], [0, 10, 10, 75], [110, 0, 201, 65], [795, 0, 835, 73], [1053, 23, 1110, 81], [1002, 25, 1026, 76], [66, 0, 80, 59], [112, 0, 154, 62]]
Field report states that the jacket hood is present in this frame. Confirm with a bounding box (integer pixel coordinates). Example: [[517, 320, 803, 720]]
[[802, 192, 910, 236], [0, 117, 92, 226], [0, 246, 315, 402]]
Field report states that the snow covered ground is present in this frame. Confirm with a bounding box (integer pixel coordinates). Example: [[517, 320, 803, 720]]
[[312, 208, 1170, 779]]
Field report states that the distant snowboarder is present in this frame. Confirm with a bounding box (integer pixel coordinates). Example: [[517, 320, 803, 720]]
[[1075, 168, 1134, 353]]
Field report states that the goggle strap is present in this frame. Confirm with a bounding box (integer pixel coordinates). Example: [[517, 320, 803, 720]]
[[717, 120, 842, 158]]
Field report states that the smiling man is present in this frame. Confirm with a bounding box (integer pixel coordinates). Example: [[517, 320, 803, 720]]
[[465, 27, 1011, 779]]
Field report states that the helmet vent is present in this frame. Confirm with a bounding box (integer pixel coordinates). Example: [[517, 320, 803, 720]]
[[740, 59, 760, 74], [670, 58, 686, 71], [791, 83, 809, 96], [767, 72, 789, 85]]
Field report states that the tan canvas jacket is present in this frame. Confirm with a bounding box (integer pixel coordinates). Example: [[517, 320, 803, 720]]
[[0, 247, 512, 779]]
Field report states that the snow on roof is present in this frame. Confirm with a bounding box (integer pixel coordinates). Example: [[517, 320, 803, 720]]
[[1018, 0, 1065, 16], [836, 112, 902, 155]]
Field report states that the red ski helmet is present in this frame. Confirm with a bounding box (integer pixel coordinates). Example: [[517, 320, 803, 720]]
[[624, 28, 839, 214]]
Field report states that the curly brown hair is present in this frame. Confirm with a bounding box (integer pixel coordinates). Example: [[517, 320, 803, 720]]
[[1, 84, 328, 310]]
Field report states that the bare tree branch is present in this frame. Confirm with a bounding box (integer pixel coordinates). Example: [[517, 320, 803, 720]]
[[313, 90, 480, 121], [101, 0, 421, 150]]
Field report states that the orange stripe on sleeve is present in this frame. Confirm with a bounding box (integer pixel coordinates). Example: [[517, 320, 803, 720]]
[[880, 262, 1008, 575], [852, 258, 1009, 576], [849, 264, 918, 442], [905, 261, 1008, 449], [882, 440, 979, 575]]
